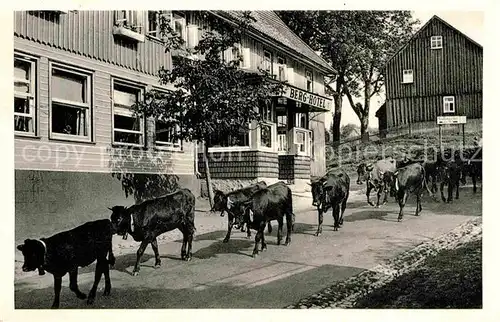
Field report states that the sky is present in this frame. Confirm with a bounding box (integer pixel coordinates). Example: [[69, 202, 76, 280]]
[[325, 11, 484, 130]]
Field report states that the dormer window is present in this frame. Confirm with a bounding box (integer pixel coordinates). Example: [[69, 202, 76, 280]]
[[402, 69, 413, 84], [431, 36, 443, 49], [263, 50, 273, 74]]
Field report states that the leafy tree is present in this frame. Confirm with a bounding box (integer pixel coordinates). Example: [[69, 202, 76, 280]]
[[133, 11, 284, 207], [340, 123, 360, 139], [277, 11, 418, 142]]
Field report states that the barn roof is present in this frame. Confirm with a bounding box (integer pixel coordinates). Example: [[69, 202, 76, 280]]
[[212, 11, 336, 75], [386, 15, 483, 67]]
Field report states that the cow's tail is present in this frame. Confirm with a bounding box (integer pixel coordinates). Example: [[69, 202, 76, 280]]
[[287, 187, 295, 232]]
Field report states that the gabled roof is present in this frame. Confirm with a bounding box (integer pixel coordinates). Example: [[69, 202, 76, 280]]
[[213, 11, 336, 75], [386, 15, 483, 67]]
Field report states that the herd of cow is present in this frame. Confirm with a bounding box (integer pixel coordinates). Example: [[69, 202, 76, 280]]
[[16, 147, 482, 309]]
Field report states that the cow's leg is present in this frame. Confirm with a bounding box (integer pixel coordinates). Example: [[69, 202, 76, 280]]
[[440, 181, 447, 203], [186, 227, 194, 261], [366, 183, 375, 207], [285, 213, 292, 246], [267, 222, 273, 234], [102, 255, 112, 296], [261, 224, 267, 251], [340, 196, 348, 226], [222, 214, 234, 243], [375, 186, 382, 208], [277, 217, 283, 245], [108, 243, 116, 268], [241, 222, 246, 232], [315, 208, 324, 237], [69, 268, 86, 300], [382, 186, 388, 205], [132, 241, 149, 276], [87, 259, 104, 305], [246, 223, 252, 239], [51, 276, 62, 309], [252, 230, 262, 257], [333, 204, 340, 231], [472, 174, 477, 193], [415, 192, 422, 216], [447, 181, 453, 203], [397, 192, 408, 222], [455, 179, 460, 200], [151, 238, 161, 268]]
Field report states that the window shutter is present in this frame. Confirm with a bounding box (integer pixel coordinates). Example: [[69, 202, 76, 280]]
[[187, 24, 199, 48], [241, 47, 251, 69], [287, 67, 294, 85]]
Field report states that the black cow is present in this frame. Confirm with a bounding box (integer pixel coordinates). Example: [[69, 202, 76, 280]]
[[211, 181, 271, 242], [357, 158, 397, 207], [310, 170, 350, 236], [232, 181, 294, 257], [16, 219, 115, 309], [439, 160, 463, 203], [383, 163, 435, 222], [462, 147, 482, 193], [109, 188, 195, 276]]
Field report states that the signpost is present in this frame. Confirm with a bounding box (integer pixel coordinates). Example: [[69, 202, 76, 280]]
[[436, 116, 467, 151]]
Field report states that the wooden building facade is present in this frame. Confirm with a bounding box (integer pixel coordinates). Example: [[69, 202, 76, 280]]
[[379, 15, 483, 133], [14, 10, 333, 240]]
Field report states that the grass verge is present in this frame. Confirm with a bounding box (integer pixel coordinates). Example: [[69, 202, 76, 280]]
[[354, 239, 482, 309]]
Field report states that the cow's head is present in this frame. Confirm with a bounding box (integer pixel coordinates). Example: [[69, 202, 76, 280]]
[[357, 163, 373, 185], [310, 178, 327, 207], [17, 239, 46, 273], [383, 171, 398, 197], [211, 190, 228, 216], [109, 205, 129, 236]]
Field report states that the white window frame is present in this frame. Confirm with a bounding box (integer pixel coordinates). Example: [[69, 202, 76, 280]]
[[443, 96, 455, 113], [402, 69, 414, 84], [49, 62, 92, 143], [172, 11, 187, 43], [14, 55, 37, 137], [431, 35, 443, 49], [116, 10, 145, 33], [146, 10, 161, 38], [208, 123, 252, 152], [257, 122, 277, 152], [155, 121, 182, 150], [263, 50, 273, 75], [293, 127, 311, 156], [305, 69, 313, 92], [277, 55, 287, 82], [112, 79, 145, 147], [295, 112, 309, 129]]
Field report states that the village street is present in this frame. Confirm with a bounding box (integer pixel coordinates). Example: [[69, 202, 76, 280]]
[[14, 183, 482, 309]]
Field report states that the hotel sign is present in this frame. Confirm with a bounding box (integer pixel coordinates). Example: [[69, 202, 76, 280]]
[[283, 86, 332, 111]]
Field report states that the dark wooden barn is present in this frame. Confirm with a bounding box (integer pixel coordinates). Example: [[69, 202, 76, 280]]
[[378, 15, 483, 134]]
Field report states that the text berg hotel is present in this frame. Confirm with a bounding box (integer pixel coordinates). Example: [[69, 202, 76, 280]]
[[13, 10, 335, 241]]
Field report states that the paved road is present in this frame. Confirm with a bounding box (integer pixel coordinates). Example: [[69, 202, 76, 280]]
[[15, 185, 481, 309]]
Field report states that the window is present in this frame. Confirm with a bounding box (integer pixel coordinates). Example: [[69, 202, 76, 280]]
[[305, 69, 313, 92], [208, 128, 250, 148], [112, 81, 144, 146], [431, 36, 443, 49], [260, 124, 273, 148], [14, 56, 36, 135], [115, 10, 145, 33], [172, 11, 186, 43], [259, 103, 275, 123], [50, 64, 92, 141], [295, 112, 309, 129], [443, 96, 455, 113], [263, 50, 273, 74], [147, 11, 160, 38], [155, 120, 181, 149], [294, 129, 307, 153], [277, 56, 287, 81], [402, 69, 414, 84]]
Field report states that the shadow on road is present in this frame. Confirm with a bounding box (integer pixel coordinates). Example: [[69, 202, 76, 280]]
[[14, 261, 366, 309], [344, 210, 390, 223], [193, 239, 254, 259]]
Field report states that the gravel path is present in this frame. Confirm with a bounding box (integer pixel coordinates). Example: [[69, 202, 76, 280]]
[[286, 217, 482, 309]]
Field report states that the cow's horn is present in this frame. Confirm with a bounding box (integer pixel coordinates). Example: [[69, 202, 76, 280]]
[[107, 207, 113, 211]]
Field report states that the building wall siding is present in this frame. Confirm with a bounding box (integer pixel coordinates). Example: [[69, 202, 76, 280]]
[[14, 11, 172, 75], [14, 38, 194, 175], [384, 18, 482, 128]]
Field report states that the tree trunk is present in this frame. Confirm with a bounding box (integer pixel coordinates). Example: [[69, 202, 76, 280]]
[[203, 141, 215, 208], [331, 93, 343, 144], [360, 81, 371, 143], [360, 114, 370, 142]]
